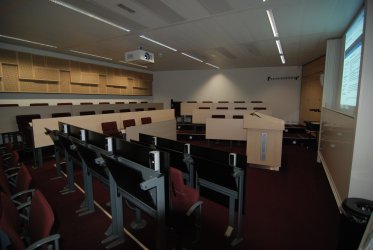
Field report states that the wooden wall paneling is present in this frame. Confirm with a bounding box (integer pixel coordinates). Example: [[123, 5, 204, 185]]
[[99, 75, 107, 94], [0, 49, 17, 64], [0, 49, 154, 96], [80, 72, 99, 85], [107, 86, 121, 95], [70, 61, 81, 83], [20, 79, 48, 92], [2, 64, 19, 92], [90, 64, 106, 75], [33, 67, 60, 82], [17, 52, 33, 80], [59, 70, 71, 93], [32, 55, 46, 67], [46, 56, 70, 70]]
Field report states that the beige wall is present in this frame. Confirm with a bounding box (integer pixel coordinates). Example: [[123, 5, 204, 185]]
[[153, 66, 302, 124]]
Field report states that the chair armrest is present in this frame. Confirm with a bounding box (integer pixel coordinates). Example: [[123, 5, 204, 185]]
[[5, 166, 20, 173], [186, 201, 203, 216], [11, 189, 35, 206], [25, 234, 60, 250]]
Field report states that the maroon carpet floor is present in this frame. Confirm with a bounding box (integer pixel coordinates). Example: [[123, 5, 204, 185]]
[[26, 143, 340, 250]]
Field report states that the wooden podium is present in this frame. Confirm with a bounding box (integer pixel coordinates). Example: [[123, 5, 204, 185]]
[[244, 112, 285, 171]]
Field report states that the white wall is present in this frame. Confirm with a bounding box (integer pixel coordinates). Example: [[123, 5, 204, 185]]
[[153, 66, 302, 124]]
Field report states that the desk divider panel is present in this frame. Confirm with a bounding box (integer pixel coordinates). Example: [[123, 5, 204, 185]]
[[32, 109, 174, 148], [0, 102, 163, 134], [205, 118, 247, 141]]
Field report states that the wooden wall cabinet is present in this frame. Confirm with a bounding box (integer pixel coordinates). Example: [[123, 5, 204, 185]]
[[0, 48, 153, 96]]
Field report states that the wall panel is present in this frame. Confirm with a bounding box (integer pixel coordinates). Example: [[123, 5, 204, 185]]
[[0, 49, 153, 96]]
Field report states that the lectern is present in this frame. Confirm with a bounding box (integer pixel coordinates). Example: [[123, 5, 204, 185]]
[[244, 112, 285, 171]]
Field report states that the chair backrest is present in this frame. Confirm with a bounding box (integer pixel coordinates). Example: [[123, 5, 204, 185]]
[[123, 119, 136, 129], [30, 103, 48, 106], [29, 190, 55, 244], [141, 117, 152, 124], [135, 108, 144, 111], [57, 102, 72, 105], [102, 110, 114, 114], [115, 102, 125, 104], [80, 102, 93, 105], [120, 109, 131, 113], [169, 167, 199, 213], [51, 112, 71, 118], [233, 115, 244, 119], [0, 104, 19, 107], [99, 102, 110, 104], [101, 121, 119, 136], [148, 107, 156, 110], [15, 165, 32, 194], [216, 107, 228, 110], [0, 191, 24, 250], [80, 111, 95, 116], [212, 115, 225, 119]]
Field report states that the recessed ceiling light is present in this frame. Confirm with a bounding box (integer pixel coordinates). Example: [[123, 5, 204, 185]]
[[69, 49, 112, 60], [275, 40, 283, 54], [206, 63, 220, 69], [49, 0, 131, 32], [0, 34, 57, 48], [181, 52, 203, 62], [139, 35, 177, 52], [266, 9, 279, 38]]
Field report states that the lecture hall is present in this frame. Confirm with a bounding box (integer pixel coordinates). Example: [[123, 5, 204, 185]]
[[0, 0, 372, 249]]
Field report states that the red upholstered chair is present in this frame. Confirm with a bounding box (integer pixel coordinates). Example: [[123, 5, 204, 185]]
[[101, 121, 121, 137], [141, 117, 152, 125], [122, 119, 136, 129], [0, 190, 60, 250], [0, 164, 33, 204], [169, 167, 203, 248], [169, 167, 202, 215]]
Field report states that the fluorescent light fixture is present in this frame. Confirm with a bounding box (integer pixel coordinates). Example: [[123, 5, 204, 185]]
[[119, 60, 148, 69], [0, 34, 57, 48], [139, 35, 177, 52], [49, 0, 130, 32], [69, 49, 112, 60], [206, 62, 220, 69], [266, 9, 279, 37], [280, 55, 286, 64], [275, 40, 283, 54], [181, 52, 203, 63]]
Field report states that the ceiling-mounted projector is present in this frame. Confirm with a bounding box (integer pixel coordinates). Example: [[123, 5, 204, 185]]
[[124, 49, 154, 64]]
